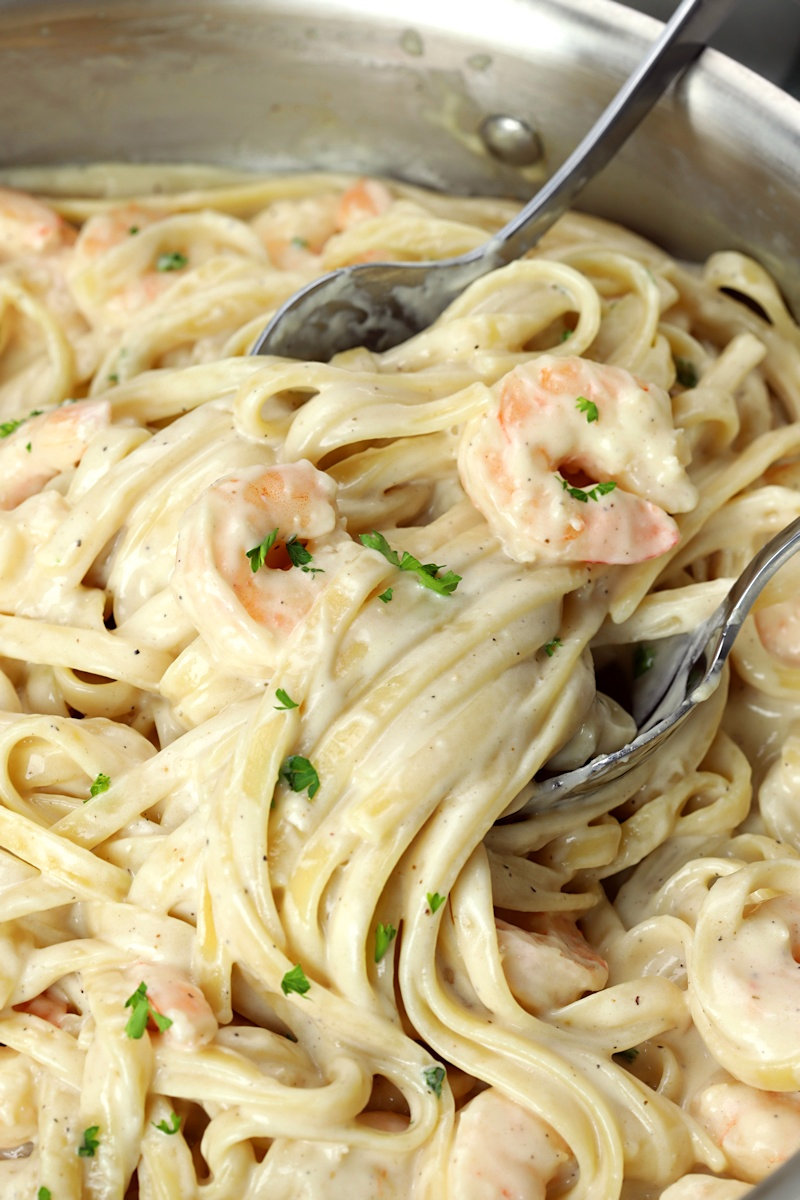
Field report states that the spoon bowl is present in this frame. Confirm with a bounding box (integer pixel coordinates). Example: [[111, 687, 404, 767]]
[[509, 513, 800, 819]]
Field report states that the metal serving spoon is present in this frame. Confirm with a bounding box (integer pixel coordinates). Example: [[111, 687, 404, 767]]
[[252, 0, 740, 362], [510, 514, 800, 818]]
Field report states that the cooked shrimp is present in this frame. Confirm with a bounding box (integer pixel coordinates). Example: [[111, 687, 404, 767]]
[[69, 204, 184, 318], [458, 354, 697, 564], [15, 989, 70, 1028], [125, 962, 217, 1048], [693, 1080, 800, 1184], [251, 194, 342, 270], [335, 178, 393, 229], [0, 398, 111, 509], [251, 180, 393, 270], [72, 204, 167, 260], [659, 1175, 749, 1199], [496, 914, 608, 1013], [448, 1087, 573, 1199], [0, 187, 75, 257], [172, 460, 347, 675]]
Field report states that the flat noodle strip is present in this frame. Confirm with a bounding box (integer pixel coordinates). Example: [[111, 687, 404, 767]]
[[0, 167, 797, 1198]]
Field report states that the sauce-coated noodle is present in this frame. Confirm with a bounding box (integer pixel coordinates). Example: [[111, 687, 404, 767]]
[[0, 166, 798, 1197]]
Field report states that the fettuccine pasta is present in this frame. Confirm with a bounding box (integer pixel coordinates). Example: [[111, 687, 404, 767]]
[[0, 166, 798, 1199]]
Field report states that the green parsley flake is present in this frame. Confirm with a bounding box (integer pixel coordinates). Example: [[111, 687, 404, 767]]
[[575, 395, 599, 423], [124, 981, 173, 1039], [281, 963, 311, 996], [359, 531, 460, 596], [426, 891, 446, 913], [0, 408, 43, 439], [38, 1189, 52, 1200], [153, 1111, 181, 1135], [286, 535, 324, 575], [674, 357, 698, 388], [543, 637, 563, 657], [378, 587, 393, 603], [290, 235, 309, 249], [25, 442, 31, 453], [633, 643, 656, 677], [89, 772, 111, 798], [374, 922, 398, 963], [423, 1065, 446, 1097], [557, 476, 618, 503], [78, 1125, 100, 1157], [274, 687, 299, 710], [560, 328, 573, 342], [156, 251, 188, 272], [279, 754, 320, 799], [128, 225, 140, 235], [246, 528, 278, 572], [615, 1047, 639, 1063]]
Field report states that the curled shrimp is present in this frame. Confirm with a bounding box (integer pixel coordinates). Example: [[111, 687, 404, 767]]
[[0, 187, 75, 257], [0, 398, 111, 509], [457, 354, 697, 564], [172, 460, 347, 676], [335, 178, 393, 229], [251, 179, 393, 270], [16, 989, 70, 1029], [448, 1087, 572, 1199], [125, 962, 217, 1048], [496, 914, 608, 1013], [72, 204, 167, 260], [692, 1080, 800, 1184]]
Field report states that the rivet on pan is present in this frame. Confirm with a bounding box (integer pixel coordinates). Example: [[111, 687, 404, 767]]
[[479, 114, 544, 167]]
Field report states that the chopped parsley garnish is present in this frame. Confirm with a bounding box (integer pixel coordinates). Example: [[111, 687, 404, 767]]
[[281, 963, 311, 996], [290, 235, 309, 249], [108, 372, 119, 384], [155, 251, 188, 272], [246, 529, 278, 572], [378, 587, 393, 603], [124, 982, 173, 1039], [153, 1111, 181, 1135], [633, 643, 656, 677], [560, 328, 573, 342], [279, 754, 320, 799], [274, 688, 299, 710], [575, 395, 598, 423], [543, 637, 563, 657], [128, 225, 140, 235], [78, 1125, 100, 1157], [615, 1047, 639, 1063], [359, 531, 460, 596], [38, 1189, 52, 1200], [423, 1065, 445, 1096], [426, 891, 446, 913], [89, 772, 111, 797], [674, 357, 698, 388], [374, 922, 397, 963], [557, 476, 618, 503], [0, 408, 43, 439], [286, 535, 324, 575], [25, 442, 31, 453]]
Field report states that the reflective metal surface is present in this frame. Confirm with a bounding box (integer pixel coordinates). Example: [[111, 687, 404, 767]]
[[1, 0, 800, 315]]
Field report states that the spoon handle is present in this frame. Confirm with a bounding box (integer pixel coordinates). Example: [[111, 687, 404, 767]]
[[488, 0, 742, 267]]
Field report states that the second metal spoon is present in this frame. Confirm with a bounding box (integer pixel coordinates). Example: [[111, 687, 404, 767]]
[[512, 513, 800, 818]]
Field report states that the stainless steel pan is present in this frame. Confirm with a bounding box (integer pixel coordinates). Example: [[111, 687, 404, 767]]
[[1, 1, 800, 1195]]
